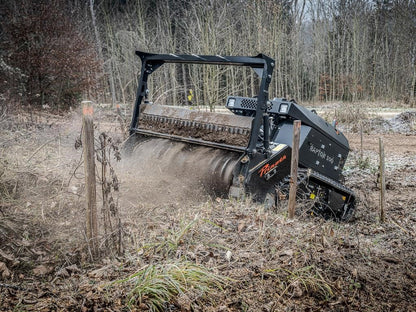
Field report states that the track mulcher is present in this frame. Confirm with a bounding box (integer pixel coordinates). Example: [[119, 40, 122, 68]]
[[124, 51, 356, 221]]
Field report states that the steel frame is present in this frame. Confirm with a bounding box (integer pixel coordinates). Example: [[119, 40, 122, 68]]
[[129, 51, 275, 156]]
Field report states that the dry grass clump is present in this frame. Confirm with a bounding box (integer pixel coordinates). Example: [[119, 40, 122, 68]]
[[264, 265, 334, 301], [0, 160, 19, 205], [139, 220, 197, 260], [115, 261, 226, 311], [333, 103, 370, 124]]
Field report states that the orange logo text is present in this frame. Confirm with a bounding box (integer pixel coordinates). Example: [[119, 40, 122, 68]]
[[258, 155, 287, 177]]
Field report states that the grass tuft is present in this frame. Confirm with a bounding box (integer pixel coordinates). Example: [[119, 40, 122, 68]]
[[140, 219, 197, 258], [265, 265, 334, 300], [115, 261, 226, 311]]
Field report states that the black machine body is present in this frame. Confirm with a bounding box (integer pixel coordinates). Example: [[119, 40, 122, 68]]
[[127, 50, 356, 221]]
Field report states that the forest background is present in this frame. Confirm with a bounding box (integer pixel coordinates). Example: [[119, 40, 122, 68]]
[[1, 2, 416, 310], [0, 0, 415, 111]]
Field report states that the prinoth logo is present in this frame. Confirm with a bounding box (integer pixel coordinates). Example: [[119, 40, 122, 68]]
[[258, 155, 287, 178]]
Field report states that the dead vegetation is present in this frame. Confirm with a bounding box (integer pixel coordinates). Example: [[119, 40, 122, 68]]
[[1, 107, 416, 311]]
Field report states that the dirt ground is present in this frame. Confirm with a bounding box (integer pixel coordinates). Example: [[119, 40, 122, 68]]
[[0, 106, 415, 311]]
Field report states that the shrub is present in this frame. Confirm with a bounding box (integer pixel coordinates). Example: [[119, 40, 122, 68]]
[[0, 0, 101, 110]]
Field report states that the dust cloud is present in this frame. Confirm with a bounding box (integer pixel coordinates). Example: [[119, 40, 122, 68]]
[[117, 137, 241, 210]]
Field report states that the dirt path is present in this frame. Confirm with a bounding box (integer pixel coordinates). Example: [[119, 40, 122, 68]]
[[347, 133, 416, 155]]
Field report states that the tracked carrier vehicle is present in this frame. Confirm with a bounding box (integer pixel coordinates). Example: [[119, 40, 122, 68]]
[[124, 51, 355, 221]]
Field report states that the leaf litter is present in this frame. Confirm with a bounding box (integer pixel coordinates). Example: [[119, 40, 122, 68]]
[[0, 107, 415, 311]]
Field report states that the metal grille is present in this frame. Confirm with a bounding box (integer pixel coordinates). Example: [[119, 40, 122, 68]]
[[241, 98, 257, 109], [240, 98, 273, 110]]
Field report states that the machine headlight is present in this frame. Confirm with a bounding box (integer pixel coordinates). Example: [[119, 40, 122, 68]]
[[279, 103, 289, 113], [228, 98, 235, 107]]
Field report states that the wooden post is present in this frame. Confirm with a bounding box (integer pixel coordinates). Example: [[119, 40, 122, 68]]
[[379, 137, 386, 223], [82, 101, 98, 256], [360, 121, 363, 160], [288, 120, 301, 219]]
